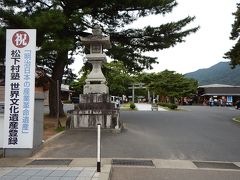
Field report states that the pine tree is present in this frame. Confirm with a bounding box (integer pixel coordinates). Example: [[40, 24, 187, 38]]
[[225, 3, 240, 68], [0, 0, 199, 116]]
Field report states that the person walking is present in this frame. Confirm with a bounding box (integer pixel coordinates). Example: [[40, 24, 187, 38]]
[[209, 97, 214, 106]]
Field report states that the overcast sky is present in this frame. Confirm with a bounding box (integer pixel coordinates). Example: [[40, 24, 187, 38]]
[[71, 0, 239, 75]]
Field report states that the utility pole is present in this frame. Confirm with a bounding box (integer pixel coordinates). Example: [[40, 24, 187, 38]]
[[132, 84, 135, 103]]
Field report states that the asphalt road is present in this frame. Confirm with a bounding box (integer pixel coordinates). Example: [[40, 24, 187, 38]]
[[36, 106, 240, 162]]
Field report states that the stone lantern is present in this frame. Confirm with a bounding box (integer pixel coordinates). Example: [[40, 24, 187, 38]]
[[66, 25, 120, 130], [80, 25, 111, 94]]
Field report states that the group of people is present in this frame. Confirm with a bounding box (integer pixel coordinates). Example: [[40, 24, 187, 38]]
[[208, 97, 228, 107]]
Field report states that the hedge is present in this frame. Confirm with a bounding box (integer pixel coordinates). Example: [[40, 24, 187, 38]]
[[130, 103, 136, 110], [158, 102, 178, 110]]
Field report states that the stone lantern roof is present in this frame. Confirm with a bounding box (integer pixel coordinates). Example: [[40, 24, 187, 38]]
[[80, 25, 111, 49]]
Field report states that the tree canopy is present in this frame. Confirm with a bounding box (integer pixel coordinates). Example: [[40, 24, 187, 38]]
[[139, 70, 198, 102], [0, 0, 199, 116], [225, 3, 240, 68], [104, 61, 133, 96], [70, 61, 133, 96]]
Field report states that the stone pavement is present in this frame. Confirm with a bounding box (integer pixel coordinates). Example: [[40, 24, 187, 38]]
[[134, 103, 167, 111], [1, 158, 240, 180], [0, 167, 97, 180], [0, 158, 111, 180]]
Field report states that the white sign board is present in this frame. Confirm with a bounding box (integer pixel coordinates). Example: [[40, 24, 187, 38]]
[[4, 29, 36, 148], [227, 96, 233, 103]]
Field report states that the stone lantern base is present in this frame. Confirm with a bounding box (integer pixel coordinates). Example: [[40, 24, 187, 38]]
[[83, 84, 109, 94], [66, 94, 120, 129]]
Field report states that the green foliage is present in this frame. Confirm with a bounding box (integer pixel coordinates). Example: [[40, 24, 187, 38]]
[[158, 102, 168, 107], [146, 70, 198, 99], [0, 0, 199, 115], [104, 61, 133, 95], [108, 16, 199, 72], [130, 71, 197, 105], [224, 3, 240, 68], [71, 61, 134, 96], [185, 62, 240, 85], [168, 104, 178, 110], [62, 100, 72, 104], [0, 0, 198, 73], [69, 74, 87, 95], [158, 102, 178, 109], [55, 127, 65, 132], [130, 103, 136, 110]]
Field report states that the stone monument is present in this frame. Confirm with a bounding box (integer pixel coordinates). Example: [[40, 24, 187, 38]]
[[67, 25, 120, 129]]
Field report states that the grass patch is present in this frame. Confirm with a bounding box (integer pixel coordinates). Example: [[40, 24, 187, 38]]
[[159, 105, 182, 111], [62, 100, 72, 104], [120, 103, 137, 111], [55, 127, 65, 132], [158, 102, 178, 110], [121, 103, 131, 108], [233, 117, 240, 123], [159, 106, 170, 111]]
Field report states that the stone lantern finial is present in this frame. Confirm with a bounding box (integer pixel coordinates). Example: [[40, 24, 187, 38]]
[[92, 25, 102, 36]]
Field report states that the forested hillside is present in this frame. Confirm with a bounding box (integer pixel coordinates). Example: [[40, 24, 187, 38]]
[[185, 62, 240, 85]]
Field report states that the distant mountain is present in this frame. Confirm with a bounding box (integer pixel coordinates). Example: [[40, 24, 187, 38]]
[[185, 62, 240, 86]]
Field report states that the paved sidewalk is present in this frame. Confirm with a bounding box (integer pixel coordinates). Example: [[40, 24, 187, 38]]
[[111, 159, 240, 180], [134, 103, 167, 111], [1, 157, 240, 180], [0, 166, 98, 180], [111, 167, 240, 180], [0, 158, 111, 180]]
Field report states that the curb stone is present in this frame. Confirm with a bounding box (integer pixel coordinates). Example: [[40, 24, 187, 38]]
[[43, 131, 65, 145], [99, 164, 112, 180]]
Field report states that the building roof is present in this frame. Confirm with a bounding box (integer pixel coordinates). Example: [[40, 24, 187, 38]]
[[198, 84, 240, 96], [198, 84, 240, 88], [202, 93, 240, 96]]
